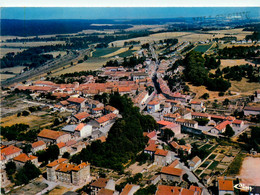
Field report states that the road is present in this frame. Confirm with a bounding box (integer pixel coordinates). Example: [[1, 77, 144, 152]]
[[2, 48, 91, 87]]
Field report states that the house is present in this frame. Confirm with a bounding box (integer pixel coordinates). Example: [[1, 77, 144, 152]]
[[161, 122, 181, 136], [92, 107, 104, 117], [120, 184, 140, 195], [131, 72, 148, 81], [232, 120, 244, 128], [190, 100, 206, 112], [75, 123, 93, 138], [211, 121, 232, 134], [57, 142, 67, 155], [218, 180, 234, 195], [156, 185, 198, 195], [244, 106, 260, 116], [189, 185, 202, 195], [191, 112, 211, 120], [144, 143, 158, 157], [189, 156, 201, 171], [13, 153, 38, 169], [175, 118, 198, 129], [146, 131, 157, 140], [1, 169, 11, 188], [31, 140, 46, 154], [93, 113, 117, 128], [67, 97, 87, 109], [147, 100, 160, 113], [170, 141, 192, 154], [37, 129, 71, 145], [160, 166, 185, 182], [174, 108, 192, 119], [90, 178, 115, 195], [163, 113, 181, 122], [154, 149, 171, 166], [72, 112, 90, 122], [47, 158, 90, 185], [1, 145, 22, 162], [104, 105, 119, 115], [149, 175, 161, 185]]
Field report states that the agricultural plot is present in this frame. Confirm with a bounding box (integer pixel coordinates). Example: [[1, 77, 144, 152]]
[[92, 47, 120, 57], [193, 44, 212, 53], [117, 49, 137, 57]]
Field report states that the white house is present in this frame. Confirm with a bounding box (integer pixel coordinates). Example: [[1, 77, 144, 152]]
[[218, 180, 234, 195], [147, 100, 160, 113], [189, 156, 201, 171]]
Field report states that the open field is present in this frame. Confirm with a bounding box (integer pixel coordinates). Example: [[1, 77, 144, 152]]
[[230, 78, 260, 94], [92, 47, 120, 57], [0, 66, 26, 74], [186, 83, 220, 99], [193, 44, 212, 53], [43, 51, 67, 58], [0, 48, 25, 58], [239, 157, 260, 186], [48, 186, 72, 195], [207, 28, 253, 40], [101, 47, 128, 58], [50, 57, 107, 76], [0, 112, 54, 129], [118, 49, 137, 57], [0, 74, 16, 81], [220, 59, 256, 69], [0, 41, 66, 48]]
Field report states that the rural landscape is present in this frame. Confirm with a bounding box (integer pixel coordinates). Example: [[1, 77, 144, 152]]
[[0, 7, 260, 195]]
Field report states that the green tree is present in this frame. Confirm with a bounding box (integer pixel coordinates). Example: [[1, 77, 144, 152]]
[[62, 152, 70, 159], [162, 128, 175, 142], [46, 145, 60, 161], [224, 125, 235, 137], [179, 139, 186, 145], [5, 161, 16, 175]]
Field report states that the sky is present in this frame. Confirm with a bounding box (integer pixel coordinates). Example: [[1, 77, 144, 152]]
[[1, 7, 260, 20]]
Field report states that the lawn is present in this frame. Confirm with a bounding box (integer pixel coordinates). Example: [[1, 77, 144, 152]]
[[193, 44, 212, 53], [208, 154, 217, 160], [208, 161, 219, 170], [200, 161, 211, 168], [200, 144, 212, 151], [92, 47, 120, 57], [195, 169, 203, 175], [117, 49, 137, 57]]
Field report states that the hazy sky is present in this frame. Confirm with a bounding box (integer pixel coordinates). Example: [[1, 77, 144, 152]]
[[1, 7, 259, 20]]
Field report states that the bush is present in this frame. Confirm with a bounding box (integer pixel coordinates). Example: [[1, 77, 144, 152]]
[[200, 93, 209, 100], [218, 92, 225, 96]]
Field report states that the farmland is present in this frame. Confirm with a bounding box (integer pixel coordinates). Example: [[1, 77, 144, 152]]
[[193, 44, 212, 53], [92, 47, 121, 57]]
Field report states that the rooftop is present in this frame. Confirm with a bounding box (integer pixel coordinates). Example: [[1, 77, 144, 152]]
[[74, 112, 90, 120], [1, 145, 21, 156], [90, 178, 109, 188], [31, 140, 46, 148], [13, 153, 37, 163], [38, 129, 66, 140], [218, 180, 234, 191], [161, 166, 184, 176]]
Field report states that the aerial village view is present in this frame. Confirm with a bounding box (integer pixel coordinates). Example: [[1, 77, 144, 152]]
[[0, 4, 260, 195]]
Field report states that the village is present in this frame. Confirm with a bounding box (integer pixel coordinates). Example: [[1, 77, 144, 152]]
[[1, 25, 260, 195]]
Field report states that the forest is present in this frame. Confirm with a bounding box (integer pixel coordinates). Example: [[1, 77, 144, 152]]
[[218, 46, 260, 59], [70, 92, 158, 171]]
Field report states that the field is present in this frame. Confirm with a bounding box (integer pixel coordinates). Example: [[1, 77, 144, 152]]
[[0, 48, 25, 58], [230, 78, 260, 94], [0, 66, 26, 81], [50, 57, 107, 76], [92, 47, 120, 57], [220, 59, 256, 69], [193, 44, 212, 53], [239, 157, 260, 186], [1, 112, 54, 129], [0, 41, 66, 48], [43, 51, 67, 58], [101, 47, 129, 58], [118, 49, 137, 57]]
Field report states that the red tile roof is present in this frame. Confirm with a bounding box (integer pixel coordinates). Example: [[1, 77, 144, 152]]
[[191, 112, 209, 117], [189, 185, 202, 195], [98, 188, 114, 195], [232, 120, 243, 124], [57, 142, 66, 149], [190, 100, 201, 105], [74, 112, 90, 120], [120, 184, 138, 195], [96, 113, 117, 124], [38, 129, 66, 140], [46, 158, 67, 168], [155, 149, 168, 156], [191, 156, 201, 164], [147, 131, 157, 139], [96, 136, 107, 143], [60, 100, 69, 106], [90, 178, 109, 188], [75, 123, 85, 131], [67, 97, 86, 104], [13, 153, 37, 163], [144, 144, 158, 152], [168, 159, 179, 168], [156, 185, 181, 195], [218, 180, 234, 191], [31, 140, 46, 148], [215, 120, 232, 131], [148, 100, 160, 105], [157, 120, 174, 126], [104, 105, 117, 112], [161, 166, 184, 176], [1, 145, 21, 156]]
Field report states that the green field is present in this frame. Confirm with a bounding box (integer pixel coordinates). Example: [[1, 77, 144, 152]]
[[208, 154, 216, 160], [92, 47, 120, 57], [201, 161, 211, 168], [193, 44, 212, 53], [117, 50, 137, 57], [200, 144, 212, 151], [208, 161, 219, 170]]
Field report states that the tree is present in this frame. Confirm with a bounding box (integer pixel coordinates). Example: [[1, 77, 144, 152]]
[[200, 93, 209, 100], [223, 98, 230, 106], [46, 145, 59, 161], [62, 152, 70, 159], [22, 144, 32, 154], [5, 161, 16, 175], [224, 125, 235, 137], [182, 173, 189, 182], [179, 139, 186, 145], [162, 128, 175, 142], [194, 118, 209, 126]]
